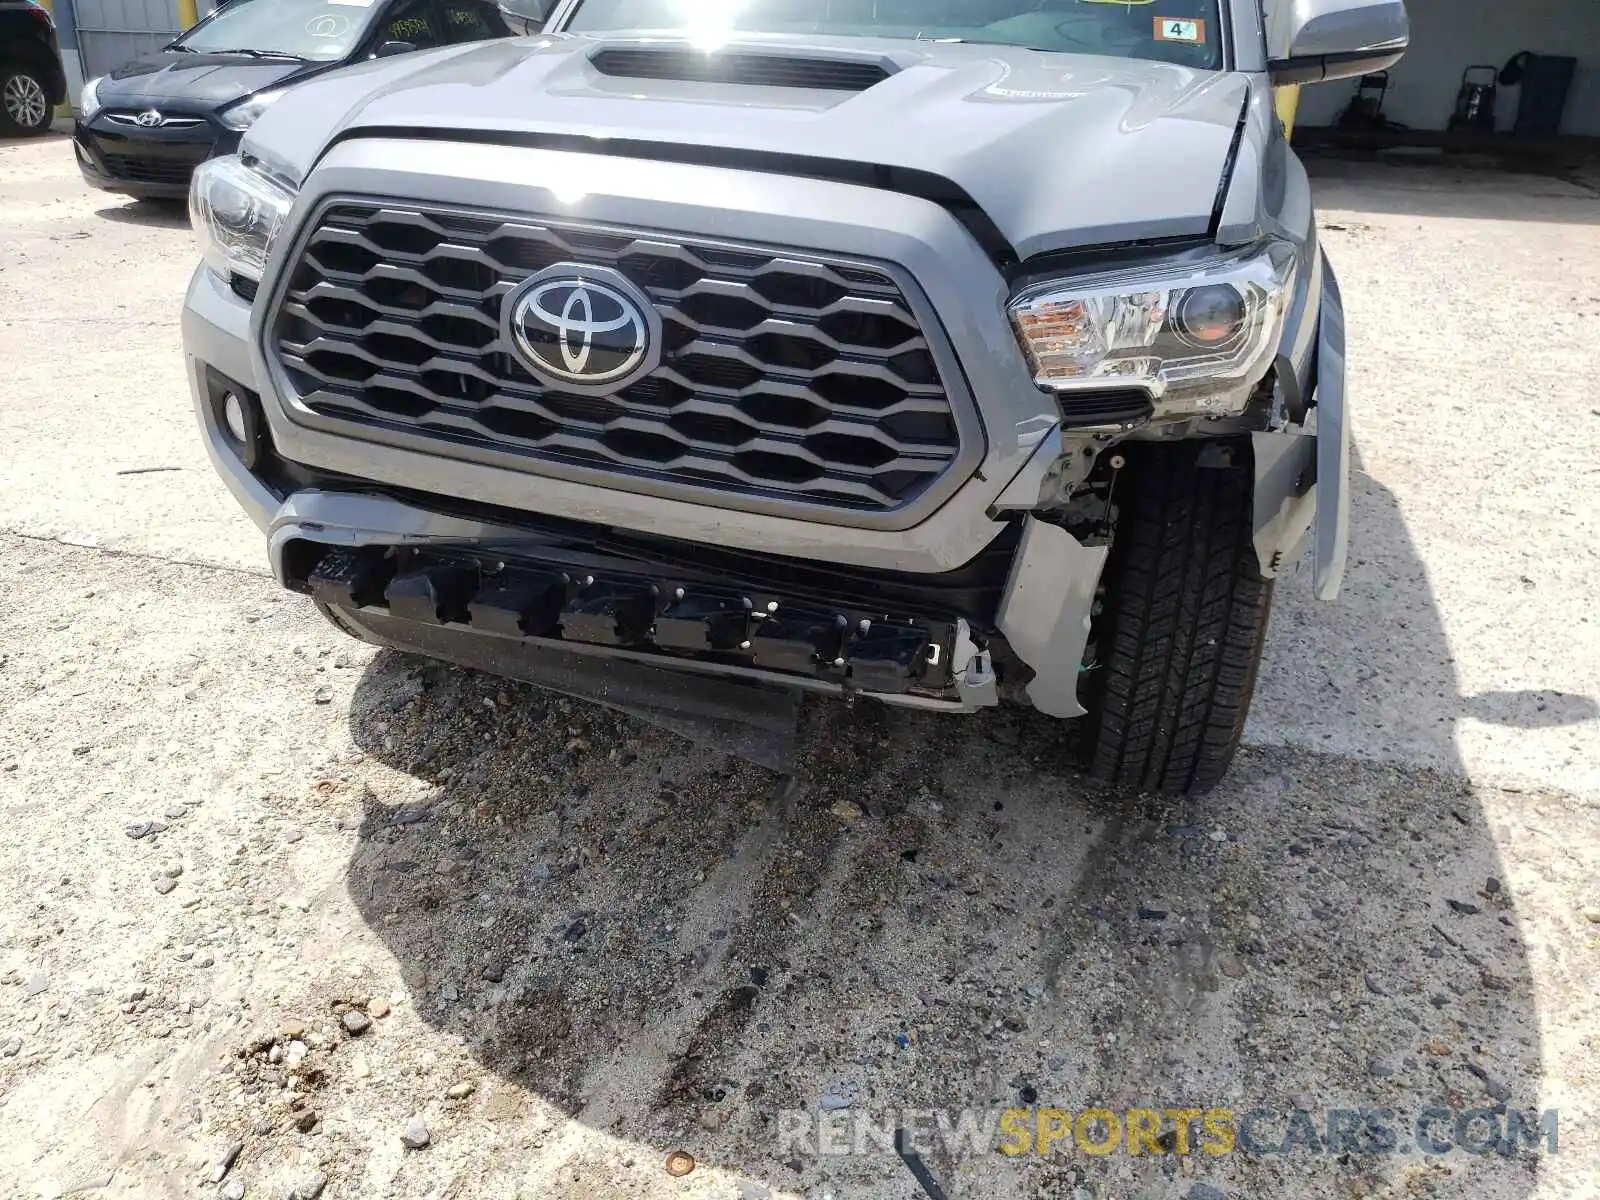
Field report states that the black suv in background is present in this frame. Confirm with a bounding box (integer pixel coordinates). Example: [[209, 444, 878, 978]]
[[0, 0, 65, 136], [75, 0, 509, 198]]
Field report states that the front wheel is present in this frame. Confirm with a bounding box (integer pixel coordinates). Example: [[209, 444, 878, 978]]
[[0, 64, 53, 136], [1086, 442, 1274, 795]]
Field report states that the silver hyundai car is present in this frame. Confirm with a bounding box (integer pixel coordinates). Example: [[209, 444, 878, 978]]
[[183, 0, 1408, 793]]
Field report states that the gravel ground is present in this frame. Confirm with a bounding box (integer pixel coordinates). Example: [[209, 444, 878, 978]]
[[2, 127, 1599, 1200]]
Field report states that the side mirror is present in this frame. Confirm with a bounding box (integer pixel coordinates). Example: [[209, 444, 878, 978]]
[[375, 39, 417, 58], [1268, 0, 1409, 86], [498, 0, 558, 36]]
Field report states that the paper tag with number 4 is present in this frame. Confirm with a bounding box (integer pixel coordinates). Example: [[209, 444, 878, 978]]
[[1154, 17, 1206, 43]]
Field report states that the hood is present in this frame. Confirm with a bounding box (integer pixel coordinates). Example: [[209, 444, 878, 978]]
[[247, 35, 1250, 260], [101, 50, 316, 109]]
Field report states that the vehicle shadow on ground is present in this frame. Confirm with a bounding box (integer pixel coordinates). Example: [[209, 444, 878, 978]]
[[94, 198, 188, 228], [341, 459, 1550, 1199]]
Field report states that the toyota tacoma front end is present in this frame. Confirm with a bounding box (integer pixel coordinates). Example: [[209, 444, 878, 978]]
[[182, 0, 1408, 793]]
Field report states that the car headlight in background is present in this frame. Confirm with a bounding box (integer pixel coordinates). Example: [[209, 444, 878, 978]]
[[219, 88, 287, 131], [79, 76, 104, 120], [189, 155, 296, 282], [1008, 241, 1296, 417]]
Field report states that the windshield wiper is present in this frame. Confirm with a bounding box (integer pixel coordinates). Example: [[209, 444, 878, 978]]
[[167, 42, 197, 52], [912, 32, 1057, 52], [208, 47, 308, 60]]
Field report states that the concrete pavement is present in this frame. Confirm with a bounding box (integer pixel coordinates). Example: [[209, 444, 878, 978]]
[[2, 129, 1598, 1199]]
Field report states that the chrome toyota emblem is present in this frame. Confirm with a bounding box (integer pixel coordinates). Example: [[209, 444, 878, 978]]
[[134, 109, 164, 128], [502, 264, 661, 393]]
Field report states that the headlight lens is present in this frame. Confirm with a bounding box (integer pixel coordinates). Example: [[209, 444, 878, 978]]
[[188, 155, 295, 283], [219, 88, 286, 131], [79, 76, 104, 120], [1008, 242, 1296, 413]]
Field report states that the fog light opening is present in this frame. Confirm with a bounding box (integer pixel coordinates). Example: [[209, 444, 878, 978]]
[[222, 391, 249, 444]]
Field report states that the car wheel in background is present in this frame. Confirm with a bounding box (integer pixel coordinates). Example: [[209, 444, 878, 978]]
[[0, 63, 53, 136]]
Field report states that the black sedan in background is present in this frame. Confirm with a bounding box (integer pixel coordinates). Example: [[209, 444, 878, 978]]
[[75, 0, 510, 199]]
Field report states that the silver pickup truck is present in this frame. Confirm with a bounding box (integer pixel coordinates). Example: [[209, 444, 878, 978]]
[[183, 0, 1407, 793]]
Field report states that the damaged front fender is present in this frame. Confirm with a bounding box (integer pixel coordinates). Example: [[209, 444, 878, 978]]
[[1251, 251, 1350, 600], [1311, 258, 1351, 601]]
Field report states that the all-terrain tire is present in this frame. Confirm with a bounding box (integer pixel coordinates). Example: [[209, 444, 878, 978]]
[[1087, 442, 1274, 795]]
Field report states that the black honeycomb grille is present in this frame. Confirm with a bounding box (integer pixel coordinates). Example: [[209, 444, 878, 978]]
[[270, 203, 962, 513]]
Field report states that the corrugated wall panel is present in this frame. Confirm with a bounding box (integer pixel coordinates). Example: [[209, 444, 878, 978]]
[[74, 0, 183, 78]]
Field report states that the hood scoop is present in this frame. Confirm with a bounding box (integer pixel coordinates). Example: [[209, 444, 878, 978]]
[[588, 45, 895, 92]]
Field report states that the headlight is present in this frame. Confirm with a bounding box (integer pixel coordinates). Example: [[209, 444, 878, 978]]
[[188, 155, 295, 283], [79, 76, 104, 120], [219, 88, 286, 131], [1008, 242, 1296, 417]]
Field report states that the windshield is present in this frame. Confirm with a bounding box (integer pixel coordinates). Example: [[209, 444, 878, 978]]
[[175, 0, 381, 62], [565, 0, 1226, 69]]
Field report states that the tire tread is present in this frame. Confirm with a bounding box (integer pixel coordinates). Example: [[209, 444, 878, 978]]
[[1088, 443, 1273, 794]]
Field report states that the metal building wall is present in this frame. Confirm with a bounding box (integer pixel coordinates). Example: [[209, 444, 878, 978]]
[[1293, 0, 1598, 137], [72, 0, 184, 79]]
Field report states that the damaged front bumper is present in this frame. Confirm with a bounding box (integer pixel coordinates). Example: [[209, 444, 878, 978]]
[[271, 489, 1004, 715], [183, 243, 1349, 734]]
